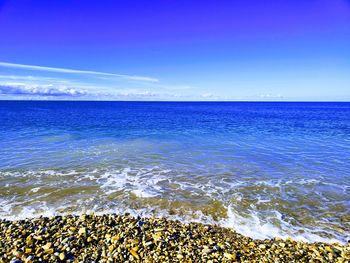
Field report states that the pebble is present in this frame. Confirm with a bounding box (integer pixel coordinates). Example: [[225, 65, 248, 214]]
[[0, 214, 349, 262]]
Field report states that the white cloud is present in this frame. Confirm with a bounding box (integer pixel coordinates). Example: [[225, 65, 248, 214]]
[[0, 82, 166, 99], [258, 93, 284, 99], [116, 91, 157, 97], [0, 82, 226, 101], [0, 83, 87, 96], [0, 61, 159, 83], [201, 93, 214, 98]]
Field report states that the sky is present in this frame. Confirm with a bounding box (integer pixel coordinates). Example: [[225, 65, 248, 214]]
[[0, 0, 349, 101]]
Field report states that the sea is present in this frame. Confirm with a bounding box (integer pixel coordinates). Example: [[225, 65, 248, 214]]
[[0, 101, 349, 244]]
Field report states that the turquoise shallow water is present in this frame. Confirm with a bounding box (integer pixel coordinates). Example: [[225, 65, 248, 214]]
[[0, 101, 349, 243]]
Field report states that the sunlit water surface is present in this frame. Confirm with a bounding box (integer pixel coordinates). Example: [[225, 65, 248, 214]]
[[0, 101, 349, 243]]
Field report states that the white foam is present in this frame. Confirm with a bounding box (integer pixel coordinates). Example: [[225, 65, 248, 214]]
[[0, 197, 346, 244], [0, 167, 348, 244], [96, 167, 169, 198], [0, 197, 62, 221], [221, 205, 343, 244], [31, 187, 40, 193]]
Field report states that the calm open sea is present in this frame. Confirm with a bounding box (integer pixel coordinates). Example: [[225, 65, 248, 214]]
[[0, 101, 349, 243]]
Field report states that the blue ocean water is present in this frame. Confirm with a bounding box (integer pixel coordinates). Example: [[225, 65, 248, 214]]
[[0, 101, 349, 243]]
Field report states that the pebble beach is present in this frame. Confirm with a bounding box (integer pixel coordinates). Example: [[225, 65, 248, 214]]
[[1, 214, 349, 263]]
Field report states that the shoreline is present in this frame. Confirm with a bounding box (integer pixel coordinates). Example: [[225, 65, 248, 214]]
[[1, 214, 349, 262]]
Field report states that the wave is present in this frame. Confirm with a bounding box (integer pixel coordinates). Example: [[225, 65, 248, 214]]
[[0, 167, 349, 244]]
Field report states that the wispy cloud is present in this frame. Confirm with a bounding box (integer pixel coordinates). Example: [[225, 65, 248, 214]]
[[0, 74, 72, 84], [0, 83, 87, 96], [201, 92, 214, 98], [116, 91, 157, 98], [0, 61, 159, 82], [258, 93, 284, 99]]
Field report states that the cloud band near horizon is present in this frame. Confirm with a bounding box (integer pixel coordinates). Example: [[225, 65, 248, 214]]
[[0, 83, 87, 96]]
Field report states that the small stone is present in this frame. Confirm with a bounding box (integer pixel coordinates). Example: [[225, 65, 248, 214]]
[[224, 252, 236, 260], [144, 241, 153, 246], [13, 251, 23, 258], [78, 227, 87, 235], [108, 244, 115, 252], [325, 246, 333, 252], [44, 248, 54, 254], [130, 248, 140, 259], [111, 235, 120, 243], [249, 241, 256, 247], [24, 255, 34, 263], [152, 233, 162, 241], [202, 246, 211, 254], [42, 242, 52, 250], [59, 252, 66, 260]]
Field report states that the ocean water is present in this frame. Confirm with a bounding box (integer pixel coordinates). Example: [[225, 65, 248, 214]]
[[0, 101, 349, 243]]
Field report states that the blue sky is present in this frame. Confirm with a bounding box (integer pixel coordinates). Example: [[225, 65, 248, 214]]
[[0, 0, 349, 101]]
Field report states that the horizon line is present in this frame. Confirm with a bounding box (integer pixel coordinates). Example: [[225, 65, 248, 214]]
[[0, 99, 349, 103]]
